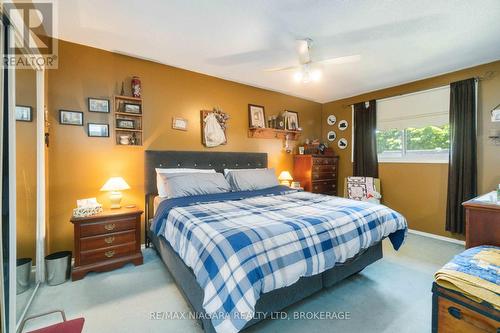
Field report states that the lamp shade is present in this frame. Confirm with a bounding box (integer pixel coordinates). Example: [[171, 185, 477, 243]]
[[100, 177, 130, 192], [278, 171, 293, 181]]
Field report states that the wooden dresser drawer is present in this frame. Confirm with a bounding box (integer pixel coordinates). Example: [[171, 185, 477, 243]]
[[312, 181, 337, 193], [80, 217, 136, 237], [80, 242, 136, 265], [437, 296, 499, 333], [312, 157, 336, 165], [80, 230, 136, 251], [312, 172, 336, 181], [312, 164, 337, 173]]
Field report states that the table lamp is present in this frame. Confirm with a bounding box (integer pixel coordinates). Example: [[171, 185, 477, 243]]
[[278, 171, 293, 186], [100, 177, 130, 209]]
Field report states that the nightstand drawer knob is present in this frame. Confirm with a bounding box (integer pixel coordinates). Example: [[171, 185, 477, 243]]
[[104, 250, 115, 258], [104, 223, 116, 231], [104, 236, 115, 244]]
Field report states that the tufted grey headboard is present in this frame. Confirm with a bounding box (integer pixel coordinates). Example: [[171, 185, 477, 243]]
[[144, 150, 268, 195]]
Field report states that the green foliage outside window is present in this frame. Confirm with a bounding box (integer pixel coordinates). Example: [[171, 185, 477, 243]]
[[377, 125, 450, 153]]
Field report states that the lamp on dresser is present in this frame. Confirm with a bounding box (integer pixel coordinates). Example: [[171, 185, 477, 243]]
[[100, 177, 130, 209]]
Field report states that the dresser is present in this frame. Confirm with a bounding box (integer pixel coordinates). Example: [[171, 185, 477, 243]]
[[70, 208, 143, 281], [462, 192, 500, 249], [294, 155, 339, 195]]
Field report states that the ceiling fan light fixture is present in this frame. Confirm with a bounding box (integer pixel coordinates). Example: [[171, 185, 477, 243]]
[[293, 67, 321, 83]]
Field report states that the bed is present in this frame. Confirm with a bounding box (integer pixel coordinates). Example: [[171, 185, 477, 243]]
[[144, 150, 407, 333]]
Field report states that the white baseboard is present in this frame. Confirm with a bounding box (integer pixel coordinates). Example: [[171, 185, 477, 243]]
[[408, 228, 465, 246]]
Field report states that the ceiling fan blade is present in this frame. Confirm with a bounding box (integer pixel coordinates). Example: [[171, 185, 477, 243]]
[[316, 54, 361, 65], [296, 39, 311, 64], [264, 65, 300, 72]]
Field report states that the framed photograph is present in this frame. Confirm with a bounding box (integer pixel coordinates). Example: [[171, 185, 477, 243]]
[[59, 110, 84, 126], [88, 98, 110, 113], [248, 104, 266, 128], [15, 105, 32, 122], [172, 117, 188, 131], [492, 109, 500, 122], [122, 103, 141, 114], [116, 119, 135, 129], [285, 111, 299, 130], [87, 123, 109, 137]]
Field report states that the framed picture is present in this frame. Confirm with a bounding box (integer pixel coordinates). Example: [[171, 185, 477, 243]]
[[492, 109, 500, 122], [285, 111, 299, 130], [248, 104, 266, 128], [87, 123, 109, 137], [88, 98, 110, 113], [172, 117, 188, 131], [116, 119, 135, 129], [122, 103, 141, 114], [15, 105, 32, 122], [59, 110, 84, 126]]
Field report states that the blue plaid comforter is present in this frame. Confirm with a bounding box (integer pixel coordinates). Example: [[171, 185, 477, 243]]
[[152, 186, 407, 333]]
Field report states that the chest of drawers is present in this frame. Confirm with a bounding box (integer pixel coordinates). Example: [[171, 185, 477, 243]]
[[294, 155, 339, 195], [70, 208, 143, 281]]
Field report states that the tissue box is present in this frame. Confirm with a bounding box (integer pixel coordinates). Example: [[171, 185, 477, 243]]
[[72, 204, 103, 218]]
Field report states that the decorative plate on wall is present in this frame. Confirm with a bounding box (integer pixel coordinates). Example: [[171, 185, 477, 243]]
[[327, 130, 336, 142], [338, 138, 348, 149], [327, 114, 336, 126], [338, 120, 348, 131]]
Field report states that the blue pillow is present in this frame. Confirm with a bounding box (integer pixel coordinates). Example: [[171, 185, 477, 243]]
[[225, 168, 279, 191], [158, 172, 231, 198]]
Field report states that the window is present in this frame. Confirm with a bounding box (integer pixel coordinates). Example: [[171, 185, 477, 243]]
[[377, 125, 450, 162], [376, 86, 450, 163]]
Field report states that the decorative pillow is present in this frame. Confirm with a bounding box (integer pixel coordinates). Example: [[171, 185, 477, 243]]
[[155, 168, 215, 197], [225, 168, 279, 191], [157, 172, 231, 199]]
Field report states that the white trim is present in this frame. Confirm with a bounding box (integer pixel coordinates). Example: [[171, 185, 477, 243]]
[[35, 69, 45, 283], [0, 17, 6, 333], [408, 228, 465, 246], [8, 33, 16, 333]]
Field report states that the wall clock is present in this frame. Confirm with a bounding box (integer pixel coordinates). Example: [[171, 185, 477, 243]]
[[327, 114, 336, 126], [327, 130, 336, 142], [338, 120, 348, 131], [338, 138, 348, 149]]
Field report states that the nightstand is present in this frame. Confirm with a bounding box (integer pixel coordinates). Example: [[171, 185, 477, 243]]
[[70, 208, 143, 281]]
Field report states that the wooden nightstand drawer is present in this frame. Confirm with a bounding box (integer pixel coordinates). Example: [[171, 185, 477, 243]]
[[80, 230, 136, 251], [80, 217, 136, 237], [80, 242, 136, 265]]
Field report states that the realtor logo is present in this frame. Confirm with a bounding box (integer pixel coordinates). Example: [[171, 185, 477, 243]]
[[2, 2, 57, 68]]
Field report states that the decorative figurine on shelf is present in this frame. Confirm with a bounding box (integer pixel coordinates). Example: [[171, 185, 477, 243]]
[[130, 132, 138, 145], [131, 76, 141, 98], [120, 81, 125, 96]]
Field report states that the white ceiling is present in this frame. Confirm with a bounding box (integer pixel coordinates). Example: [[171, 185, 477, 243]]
[[53, 0, 500, 103]]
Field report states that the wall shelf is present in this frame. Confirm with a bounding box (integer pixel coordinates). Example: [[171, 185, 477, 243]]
[[248, 127, 302, 140], [114, 95, 143, 146]]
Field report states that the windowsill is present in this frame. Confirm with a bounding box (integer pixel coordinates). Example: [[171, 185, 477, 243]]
[[378, 159, 449, 164]]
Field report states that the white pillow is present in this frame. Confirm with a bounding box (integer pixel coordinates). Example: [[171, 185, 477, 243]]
[[155, 168, 216, 197], [223, 168, 265, 176]]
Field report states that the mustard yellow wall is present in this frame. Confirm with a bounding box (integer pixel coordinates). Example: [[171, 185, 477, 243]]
[[322, 60, 500, 240], [46, 40, 323, 253], [16, 69, 37, 259]]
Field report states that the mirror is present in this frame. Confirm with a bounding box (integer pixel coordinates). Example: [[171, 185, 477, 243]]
[[15, 67, 38, 324]]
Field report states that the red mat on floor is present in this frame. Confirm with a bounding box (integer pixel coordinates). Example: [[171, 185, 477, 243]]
[[27, 318, 85, 333]]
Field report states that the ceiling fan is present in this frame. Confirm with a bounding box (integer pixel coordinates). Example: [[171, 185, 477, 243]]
[[265, 38, 361, 83]]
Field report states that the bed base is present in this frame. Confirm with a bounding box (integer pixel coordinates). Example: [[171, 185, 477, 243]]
[[149, 231, 383, 333]]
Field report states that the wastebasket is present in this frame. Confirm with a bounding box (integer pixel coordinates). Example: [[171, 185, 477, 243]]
[[45, 251, 72, 286], [16, 258, 32, 294]]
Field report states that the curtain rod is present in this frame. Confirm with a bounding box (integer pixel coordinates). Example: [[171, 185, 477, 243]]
[[342, 71, 497, 109]]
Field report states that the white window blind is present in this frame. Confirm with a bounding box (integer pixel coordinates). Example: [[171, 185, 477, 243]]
[[377, 86, 450, 131]]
